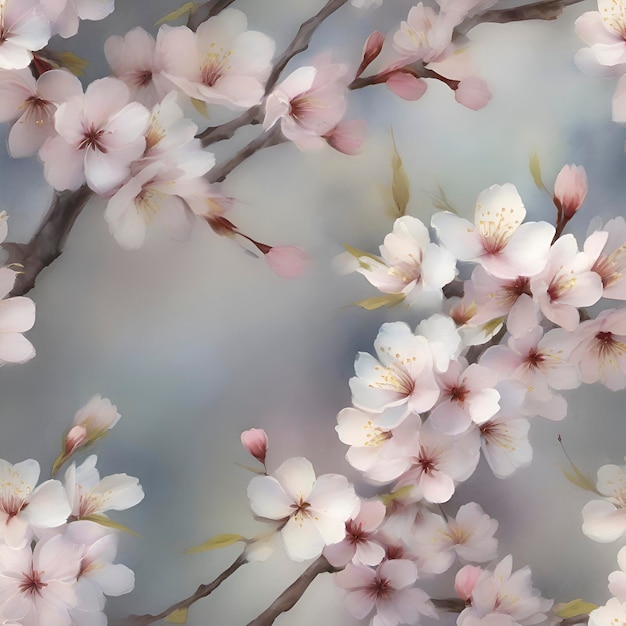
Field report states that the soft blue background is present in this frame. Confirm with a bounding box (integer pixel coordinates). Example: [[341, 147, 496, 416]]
[[0, 0, 623, 624]]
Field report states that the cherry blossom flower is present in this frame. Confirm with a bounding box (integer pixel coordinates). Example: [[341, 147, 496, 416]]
[[64, 455, 144, 520], [0, 535, 82, 625], [457, 555, 553, 625], [589, 598, 626, 626], [412, 502, 498, 574], [41, 0, 115, 38], [0, 68, 82, 157], [553, 164, 588, 219], [335, 559, 436, 625], [0, 458, 70, 548], [349, 321, 440, 426], [336, 215, 456, 310], [570, 308, 626, 390], [241, 428, 268, 465], [582, 463, 626, 542], [160, 10, 275, 109], [324, 498, 387, 567], [586, 216, 626, 299], [575, 2, 626, 71], [0, 0, 50, 70], [247, 457, 359, 561], [608, 546, 626, 601], [429, 357, 500, 434], [416, 313, 463, 372], [263, 61, 349, 151], [432, 183, 555, 280], [530, 233, 604, 331]]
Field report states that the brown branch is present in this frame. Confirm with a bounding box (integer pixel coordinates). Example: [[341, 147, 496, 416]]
[[125, 552, 247, 625], [187, 0, 236, 31], [4, 185, 93, 297], [457, 0, 588, 35], [208, 126, 285, 183], [198, 105, 262, 145], [246, 555, 338, 626]]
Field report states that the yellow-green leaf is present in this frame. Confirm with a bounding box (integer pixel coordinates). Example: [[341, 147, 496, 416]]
[[352, 293, 406, 310], [190, 98, 209, 118], [52, 51, 88, 76], [186, 533, 246, 554], [165, 608, 189, 624], [81, 514, 141, 537], [553, 599, 598, 619], [561, 467, 599, 494], [342, 243, 381, 270], [379, 485, 413, 506], [480, 316, 505, 337], [155, 1, 197, 26], [529, 151, 549, 194], [389, 128, 410, 218]]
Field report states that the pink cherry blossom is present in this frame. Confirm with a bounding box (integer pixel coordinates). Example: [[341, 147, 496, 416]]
[[335, 559, 436, 625], [42, 0, 115, 38], [0, 459, 70, 549], [0, 535, 82, 625], [575, 2, 626, 71], [587, 217, 626, 299], [0, 68, 82, 157], [582, 464, 626, 542], [247, 457, 359, 562], [40, 77, 150, 194], [160, 10, 275, 110], [241, 428, 268, 464], [0, 0, 50, 70], [264, 61, 349, 151], [554, 164, 588, 219], [264, 246, 308, 279], [432, 183, 555, 279], [324, 498, 386, 567]]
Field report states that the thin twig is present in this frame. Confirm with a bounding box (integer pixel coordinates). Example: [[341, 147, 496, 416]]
[[198, 106, 262, 145], [187, 0, 236, 31], [4, 186, 93, 297], [246, 555, 338, 626], [125, 552, 247, 625]]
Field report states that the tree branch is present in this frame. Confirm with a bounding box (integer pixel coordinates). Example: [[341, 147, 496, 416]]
[[187, 0, 236, 31], [3, 186, 93, 297], [246, 555, 338, 626], [125, 552, 247, 625], [198, 105, 262, 146]]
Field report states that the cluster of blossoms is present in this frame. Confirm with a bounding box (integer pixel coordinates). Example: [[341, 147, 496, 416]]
[[0, 395, 142, 625]]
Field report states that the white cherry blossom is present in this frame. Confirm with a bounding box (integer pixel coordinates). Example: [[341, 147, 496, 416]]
[[582, 463, 626, 542], [0, 0, 50, 70]]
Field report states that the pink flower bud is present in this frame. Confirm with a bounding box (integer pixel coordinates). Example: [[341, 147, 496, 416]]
[[64, 424, 87, 456], [386, 72, 427, 101], [241, 428, 268, 464], [324, 119, 366, 155], [355, 31, 385, 78], [454, 77, 492, 110], [553, 164, 588, 219], [265, 245, 308, 279], [454, 564, 483, 601]]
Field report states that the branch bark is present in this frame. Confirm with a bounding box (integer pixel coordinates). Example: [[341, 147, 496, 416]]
[[246, 555, 338, 626], [187, 0, 236, 31], [125, 552, 247, 625], [4, 186, 93, 297]]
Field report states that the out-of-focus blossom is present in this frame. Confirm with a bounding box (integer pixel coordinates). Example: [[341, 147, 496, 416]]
[[41, 0, 115, 38], [264, 245, 308, 279], [324, 498, 386, 567], [0, 272, 36, 367], [264, 61, 349, 151], [0, 68, 82, 157], [589, 598, 626, 626], [554, 164, 588, 219], [247, 457, 359, 561], [335, 216, 456, 310], [582, 464, 626, 542], [0, 0, 50, 70], [241, 428, 268, 465], [40, 77, 150, 194], [455, 77, 492, 110], [609, 546, 626, 601], [0, 459, 70, 549], [335, 559, 436, 625], [432, 183, 555, 280], [160, 10, 275, 109], [351, 0, 383, 7], [436, 0, 498, 26], [457, 555, 553, 625]]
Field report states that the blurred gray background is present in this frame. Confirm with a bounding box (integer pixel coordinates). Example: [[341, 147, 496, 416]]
[[0, 0, 622, 624]]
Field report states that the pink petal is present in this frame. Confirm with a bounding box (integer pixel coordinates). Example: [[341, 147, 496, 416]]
[[386, 72, 427, 101]]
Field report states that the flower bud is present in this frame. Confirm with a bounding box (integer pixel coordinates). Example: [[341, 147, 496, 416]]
[[454, 564, 483, 601], [241, 428, 268, 464], [64, 424, 87, 456], [455, 77, 491, 110], [553, 164, 588, 219], [355, 31, 385, 78], [265, 246, 308, 279]]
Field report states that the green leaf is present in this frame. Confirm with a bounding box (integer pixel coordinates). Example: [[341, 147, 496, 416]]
[[165, 608, 189, 624], [529, 151, 549, 194], [389, 128, 410, 218], [186, 533, 246, 554], [190, 98, 209, 118], [379, 485, 413, 506], [553, 599, 598, 619], [558, 436, 601, 495], [352, 293, 406, 310], [155, 1, 197, 26], [81, 514, 141, 537], [52, 51, 89, 76]]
